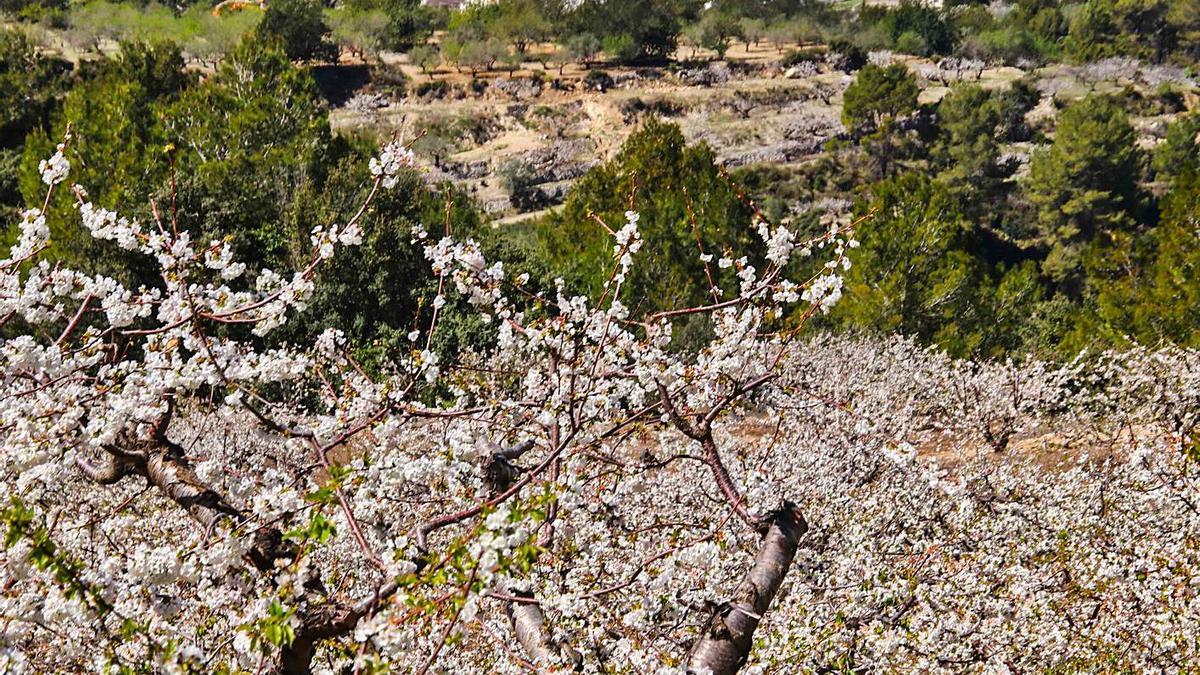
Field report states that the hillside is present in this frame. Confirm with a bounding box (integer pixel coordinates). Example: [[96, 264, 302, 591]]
[[2, 0, 1200, 672]]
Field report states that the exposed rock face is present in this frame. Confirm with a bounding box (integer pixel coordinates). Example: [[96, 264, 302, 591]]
[[619, 97, 686, 123], [722, 138, 829, 167], [443, 159, 491, 180], [491, 77, 543, 101], [532, 179, 574, 204], [679, 62, 732, 87], [784, 62, 820, 79], [498, 139, 600, 210], [342, 92, 390, 112], [582, 71, 614, 91], [781, 110, 845, 141], [520, 139, 598, 183]]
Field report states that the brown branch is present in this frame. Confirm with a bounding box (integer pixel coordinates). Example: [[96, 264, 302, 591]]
[[74, 455, 137, 485], [416, 440, 567, 552], [472, 439, 581, 670], [415, 569, 477, 675], [76, 432, 295, 574], [55, 295, 93, 346], [657, 381, 755, 527], [699, 435, 754, 528], [657, 381, 701, 440]]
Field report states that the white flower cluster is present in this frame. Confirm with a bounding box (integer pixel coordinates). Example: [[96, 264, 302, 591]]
[[79, 203, 143, 250], [311, 221, 363, 260], [613, 210, 644, 283], [798, 221, 857, 313], [801, 270, 843, 313], [369, 140, 416, 189], [203, 241, 247, 280], [37, 143, 69, 186], [7, 210, 49, 263], [755, 218, 795, 266]]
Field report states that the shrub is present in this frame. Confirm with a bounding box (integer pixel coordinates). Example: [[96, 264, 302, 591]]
[[582, 69, 613, 91], [369, 61, 409, 95], [828, 37, 867, 71], [780, 47, 826, 67], [895, 30, 929, 56], [498, 158, 544, 211], [602, 33, 639, 63], [841, 62, 919, 132], [414, 78, 449, 99], [959, 26, 1045, 65]]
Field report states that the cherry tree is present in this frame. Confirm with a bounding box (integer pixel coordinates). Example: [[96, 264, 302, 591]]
[[0, 135, 856, 674]]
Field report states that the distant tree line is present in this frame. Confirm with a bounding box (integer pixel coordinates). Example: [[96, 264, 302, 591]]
[[2, 0, 1197, 75]]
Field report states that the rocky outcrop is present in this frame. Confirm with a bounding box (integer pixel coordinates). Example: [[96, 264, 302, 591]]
[[679, 62, 732, 87], [491, 77, 544, 101]]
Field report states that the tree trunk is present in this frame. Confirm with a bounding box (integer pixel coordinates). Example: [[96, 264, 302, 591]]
[[507, 591, 555, 665], [82, 430, 373, 675], [686, 504, 806, 675]]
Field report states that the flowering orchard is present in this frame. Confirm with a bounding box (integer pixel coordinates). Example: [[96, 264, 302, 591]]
[[2, 139, 1199, 674]]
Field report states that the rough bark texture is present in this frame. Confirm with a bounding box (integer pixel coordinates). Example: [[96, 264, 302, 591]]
[[506, 591, 556, 666], [143, 449, 243, 531], [485, 441, 554, 665], [700, 435, 754, 526], [686, 503, 807, 675], [479, 439, 583, 670], [80, 429, 382, 675]]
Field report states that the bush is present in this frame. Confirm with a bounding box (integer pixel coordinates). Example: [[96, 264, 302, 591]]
[[841, 62, 919, 132], [780, 47, 826, 67], [582, 69, 613, 91], [256, 0, 337, 62], [617, 96, 684, 122], [413, 78, 449, 99], [959, 26, 1045, 65], [369, 61, 408, 96], [498, 158, 545, 211], [602, 33, 639, 63], [828, 38, 867, 72], [863, 0, 956, 56], [895, 30, 929, 56]]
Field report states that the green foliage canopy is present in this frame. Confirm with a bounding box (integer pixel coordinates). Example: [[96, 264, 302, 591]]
[[1026, 95, 1142, 288], [535, 119, 757, 315]]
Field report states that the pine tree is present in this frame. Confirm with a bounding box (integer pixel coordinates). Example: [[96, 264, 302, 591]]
[[1026, 95, 1142, 289]]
